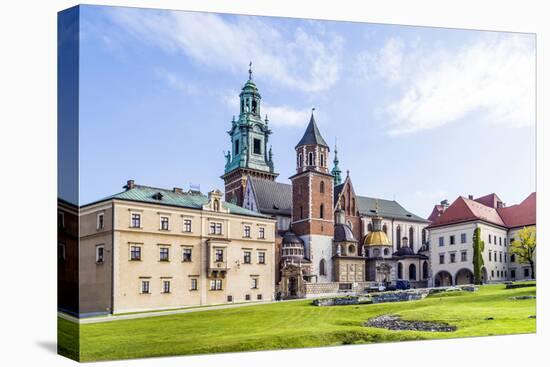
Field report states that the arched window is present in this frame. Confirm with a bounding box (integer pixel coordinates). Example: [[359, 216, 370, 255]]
[[352, 198, 356, 214], [298, 153, 303, 168], [252, 100, 257, 114], [320, 204, 324, 219], [368, 223, 373, 232], [320, 181, 325, 194], [320, 154, 325, 167], [382, 224, 388, 234], [341, 196, 346, 212], [383, 248, 389, 256], [422, 261, 429, 279], [422, 229, 427, 244], [409, 264, 417, 281], [396, 226, 402, 248], [409, 227, 415, 247], [319, 259, 326, 276], [398, 262, 403, 279], [348, 245, 355, 255]]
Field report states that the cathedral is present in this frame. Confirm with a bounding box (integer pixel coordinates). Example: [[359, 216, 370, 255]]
[[223, 67, 431, 298]]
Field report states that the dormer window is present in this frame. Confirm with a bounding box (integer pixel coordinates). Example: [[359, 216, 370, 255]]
[[152, 192, 164, 200]]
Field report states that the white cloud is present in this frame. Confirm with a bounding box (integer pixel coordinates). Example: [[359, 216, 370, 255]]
[[154, 68, 198, 95], [357, 34, 535, 134], [108, 8, 343, 93]]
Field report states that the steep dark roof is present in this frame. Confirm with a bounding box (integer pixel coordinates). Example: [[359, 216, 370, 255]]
[[334, 224, 357, 242], [295, 114, 329, 149], [249, 177, 292, 216], [356, 196, 430, 223], [282, 231, 304, 245]]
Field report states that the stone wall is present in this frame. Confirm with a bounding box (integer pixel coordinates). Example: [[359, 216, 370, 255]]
[[304, 281, 374, 298]]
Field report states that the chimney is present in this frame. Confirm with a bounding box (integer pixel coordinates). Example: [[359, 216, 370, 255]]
[[173, 187, 182, 193], [468, 194, 474, 200], [440, 199, 449, 207], [125, 179, 135, 190]]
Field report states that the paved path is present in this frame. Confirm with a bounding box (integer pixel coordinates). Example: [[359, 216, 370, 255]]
[[58, 299, 302, 325]]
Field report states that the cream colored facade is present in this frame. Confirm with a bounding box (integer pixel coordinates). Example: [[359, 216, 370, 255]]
[[79, 190, 276, 315]]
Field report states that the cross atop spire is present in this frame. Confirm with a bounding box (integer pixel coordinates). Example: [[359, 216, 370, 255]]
[[248, 61, 253, 80]]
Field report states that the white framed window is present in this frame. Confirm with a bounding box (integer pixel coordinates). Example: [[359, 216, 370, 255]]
[[159, 247, 170, 262], [160, 216, 169, 230], [58, 242, 66, 261], [258, 227, 265, 239], [243, 251, 251, 264], [182, 248, 192, 262], [460, 233, 467, 243], [215, 248, 224, 262], [190, 278, 198, 291], [450, 253, 456, 263], [96, 244, 105, 264], [162, 280, 171, 294], [141, 280, 150, 294], [243, 225, 251, 238], [438, 236, 444, 246], [183, 219, 192, 232], [258, 251, 266, 264], [130, 245, 142, 261], [461, 251, 467, 262], [130, 213, 141, 228], [209, 222, 223, 235], [58, 211, 65, 229], [97, 212, 105, 230], [251, 277, 259, 289], [210, 279, 222, 290]]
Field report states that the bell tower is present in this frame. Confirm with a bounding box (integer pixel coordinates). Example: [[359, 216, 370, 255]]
[[291, 110, 334, 237], [222, 63, 278, 205]]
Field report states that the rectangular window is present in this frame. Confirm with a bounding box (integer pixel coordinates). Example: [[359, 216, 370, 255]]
[[461, 251, 467, 262], [258, 227, 265, 239], [58, 212, 65, 228], [494, 235, 497, 244], [243, 251, 251, 264], [234, 139, 239, 154], [511, 254, 516, 262], [215, 248, 224, 262], [210, 222, 222, 235], [450, 253, 456, 263], [183, 219, 192, 232], [439, 254, 445, 264], [227, 295, 233, 302], [96, 245, 104, 264], [160, 216, 169, 230], [499, 237, 502, 246], [449, 235, 455, 245], [489, 252, 492, 261], [253, 138, 262, 155], [251, 277, 258, 289], [524, 268, 529, 277], [97, 213, 105, 230], [141, 280, 150, 294], [511, 269, 516, 279], [131, 213, 141, 228], [58, 243, 66, 261], [257, 294, 263, 300], [210, 279, 222, 290], [190, 278, 198, 291], [183, 248, 192, 262], [162, 280, 171, 293], [499, 252, 502, 263], [504, 238, 507, 246], [488, 235, 491, 244], [130, 246, 141, 261], [245, 294, 251, 301], [504, 253, 507, 262], [159, 247, 169, 262], [438, 237, 444, 246], [460, 233, 467, 243], [243, 225, 251, 238], [258, 251, 266, 264]]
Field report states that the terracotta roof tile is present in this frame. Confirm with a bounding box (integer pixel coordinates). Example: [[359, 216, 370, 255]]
[[497, 192, 536, 228]]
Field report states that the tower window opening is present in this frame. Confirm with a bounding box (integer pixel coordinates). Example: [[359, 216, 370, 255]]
[[308, 152, 313, 166], [300, 206, 303, 219], [252, 100, 257, 114], [253, 138, 262, 155], [234, 139, 240, 155], [320, 153, 325, 167], [320, 204, 324, 219], [320, 181, 325, 194]]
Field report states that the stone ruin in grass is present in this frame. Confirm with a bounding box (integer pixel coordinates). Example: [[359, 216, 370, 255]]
[[364, 314, 457, 332]]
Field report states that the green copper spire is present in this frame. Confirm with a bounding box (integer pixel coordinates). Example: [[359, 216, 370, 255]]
[[224, 63, 275, 175], [331, 142, 342, 185]]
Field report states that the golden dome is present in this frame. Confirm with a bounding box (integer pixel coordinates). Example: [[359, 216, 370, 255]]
[[363, 231, 390, 246]]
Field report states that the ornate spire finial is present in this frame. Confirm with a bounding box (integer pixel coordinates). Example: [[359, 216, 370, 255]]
[[375, 199, 380, 214], [265, 114, 269, 124], [331, 138, 342, 185], [248, 61, 253, 80], [312, 107, 316, 115]]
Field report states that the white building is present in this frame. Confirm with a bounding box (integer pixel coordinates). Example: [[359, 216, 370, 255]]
[[427, 193, 536, 286]]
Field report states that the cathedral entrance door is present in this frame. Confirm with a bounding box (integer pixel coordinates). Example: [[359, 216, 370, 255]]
[[289, 277, 297, 297]]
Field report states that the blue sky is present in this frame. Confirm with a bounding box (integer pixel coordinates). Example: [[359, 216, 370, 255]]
[[74, 5, 536, 217]]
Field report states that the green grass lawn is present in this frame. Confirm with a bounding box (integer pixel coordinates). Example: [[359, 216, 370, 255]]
[[58, 283, 536, 362]]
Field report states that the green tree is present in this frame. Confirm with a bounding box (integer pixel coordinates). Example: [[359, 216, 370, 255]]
[[472, 227, 485, 285], [510, 226, 536, 279]]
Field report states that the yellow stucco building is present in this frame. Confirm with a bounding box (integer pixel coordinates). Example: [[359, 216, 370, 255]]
[[77, 180, 276, 316]]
